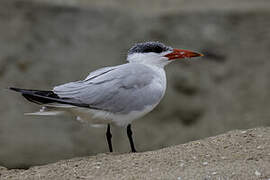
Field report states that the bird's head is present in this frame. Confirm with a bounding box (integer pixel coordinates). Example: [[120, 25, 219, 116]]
[[127, 42, 203, 67]]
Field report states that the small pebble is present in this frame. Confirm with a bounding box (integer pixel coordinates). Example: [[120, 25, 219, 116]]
[[255, 170, 261, 176], [180, 163, 184, 167], [202, 162, 208, 165], [177, 177, 181, 180], [212, 172, 217, 175]]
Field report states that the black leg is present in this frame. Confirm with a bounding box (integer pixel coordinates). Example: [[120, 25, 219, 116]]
[[106, 124, 113, 152], [127, 124, 137, 152]]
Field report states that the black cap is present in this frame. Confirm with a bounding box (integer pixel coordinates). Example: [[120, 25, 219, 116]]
[[128, 42, 172, 55]]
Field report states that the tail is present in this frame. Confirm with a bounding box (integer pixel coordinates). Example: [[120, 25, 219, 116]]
[[9, 87, 89, 108], [10, 87, 77, 116], [24, 111, 65, 116], [10, 87, 61, 105]]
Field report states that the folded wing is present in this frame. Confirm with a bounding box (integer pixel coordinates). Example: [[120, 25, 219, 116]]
[[53, 63, 164, 114]]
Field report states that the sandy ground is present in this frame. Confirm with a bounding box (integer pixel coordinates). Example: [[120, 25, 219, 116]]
[[0, 127, 270, 180]]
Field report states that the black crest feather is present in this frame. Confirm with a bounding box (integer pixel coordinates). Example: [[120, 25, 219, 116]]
[[128, 42, 172, 55]]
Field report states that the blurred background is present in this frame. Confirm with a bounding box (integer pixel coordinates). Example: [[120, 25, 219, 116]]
[[1, 0, 270, 168]]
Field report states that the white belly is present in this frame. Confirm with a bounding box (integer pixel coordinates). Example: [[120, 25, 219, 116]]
[[68, 104, 157, 127]]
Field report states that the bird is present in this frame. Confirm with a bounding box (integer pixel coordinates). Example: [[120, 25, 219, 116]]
[[10, 41, 203, 153]]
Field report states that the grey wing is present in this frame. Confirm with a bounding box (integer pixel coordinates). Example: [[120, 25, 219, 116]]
[[53, 66, 116, 94], [53, 63, 164, 114]]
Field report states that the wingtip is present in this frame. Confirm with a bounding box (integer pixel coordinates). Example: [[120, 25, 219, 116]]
[[9, 87, 20, 92]]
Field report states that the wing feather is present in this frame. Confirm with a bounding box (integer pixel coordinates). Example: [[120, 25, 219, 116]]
[[53, 63, 164, 113]]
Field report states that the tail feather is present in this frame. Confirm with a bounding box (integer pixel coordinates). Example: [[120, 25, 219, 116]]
[[9, 87, 90, 108], [24, 111, 65, 116]]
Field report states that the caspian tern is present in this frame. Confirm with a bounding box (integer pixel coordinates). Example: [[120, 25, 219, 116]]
[[10, 42, 203, 152]]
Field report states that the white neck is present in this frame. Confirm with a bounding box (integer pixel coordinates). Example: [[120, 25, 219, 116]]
[[127, 52, 171, 68]]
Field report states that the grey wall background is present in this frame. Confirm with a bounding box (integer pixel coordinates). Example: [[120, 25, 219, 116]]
[[1, 0, 270, 168]]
